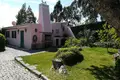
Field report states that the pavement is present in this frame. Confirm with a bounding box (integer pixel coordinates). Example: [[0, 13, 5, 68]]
[[0, 47, 41, 80]]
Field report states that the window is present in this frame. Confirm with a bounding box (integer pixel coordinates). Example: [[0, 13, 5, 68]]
[[6, 31, 10, 38], [45, 35, 51, 41], [56, 29, 59, 34], [35, 28, 37, 32], [12, 31, 16, 38]]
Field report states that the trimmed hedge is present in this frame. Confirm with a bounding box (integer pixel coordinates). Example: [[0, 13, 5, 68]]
[[55, 46, 83, 66], [0, 33, 6, 51]]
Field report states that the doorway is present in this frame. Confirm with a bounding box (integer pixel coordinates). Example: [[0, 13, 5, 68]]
[[56, 39, 59, 46], [20, 31, 24, 48]]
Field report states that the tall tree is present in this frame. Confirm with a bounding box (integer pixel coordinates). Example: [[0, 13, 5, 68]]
[[88, 0, 120, 36], [74, 0, 99, 23], [26, 6, 36, 23], [16, 3, 27, 25], [51, 0, 63, 22]]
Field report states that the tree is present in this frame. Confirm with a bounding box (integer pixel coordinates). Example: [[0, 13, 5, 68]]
[[16, 3, 27, 25], [76, 0, 99, 23], [51, 0, 63, 22], [26, 6, 36, 23], [16, 3, 36, 25], [86, 0, 120, 36]]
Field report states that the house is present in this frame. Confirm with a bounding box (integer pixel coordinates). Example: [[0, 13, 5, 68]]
[[3, 2, 75, 49]]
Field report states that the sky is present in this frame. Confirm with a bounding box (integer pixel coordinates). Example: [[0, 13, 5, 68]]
[[0, 0, 73, 28]]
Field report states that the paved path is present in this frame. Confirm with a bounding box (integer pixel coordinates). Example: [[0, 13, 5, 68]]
[[0, 47, 40, 80]]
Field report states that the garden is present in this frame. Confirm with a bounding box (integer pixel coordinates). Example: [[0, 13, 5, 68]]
[[20, 22, 120, 80], [21, 47, 117, 80]]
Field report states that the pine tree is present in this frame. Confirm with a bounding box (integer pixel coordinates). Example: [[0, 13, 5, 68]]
[[16, 3, 27, 25], [51, 0, 63, 22], [16, 3, 36, 25], [26, 6, 36, 23]]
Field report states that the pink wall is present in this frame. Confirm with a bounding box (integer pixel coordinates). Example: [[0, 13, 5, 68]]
[[39, 3, 52, 33], [6, 24, 33, 49]]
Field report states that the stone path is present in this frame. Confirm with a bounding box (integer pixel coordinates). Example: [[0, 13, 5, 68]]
[[0, 47, 40, 80]]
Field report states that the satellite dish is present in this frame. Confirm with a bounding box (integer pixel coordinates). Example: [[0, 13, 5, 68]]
[[12, 21, 16, 26]]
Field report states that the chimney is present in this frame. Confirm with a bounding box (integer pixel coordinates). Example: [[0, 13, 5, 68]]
[[38, 3, 52, 32]]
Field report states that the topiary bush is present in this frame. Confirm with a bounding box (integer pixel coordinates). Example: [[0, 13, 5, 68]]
[[0, 33, 6, 51], [55, 46, 84, 66]]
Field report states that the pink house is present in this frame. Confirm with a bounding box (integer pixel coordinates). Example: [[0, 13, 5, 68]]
[[4, 3, 75, 49]]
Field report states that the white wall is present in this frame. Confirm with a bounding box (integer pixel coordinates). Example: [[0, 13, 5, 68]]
[[6, 24, 32, 49]]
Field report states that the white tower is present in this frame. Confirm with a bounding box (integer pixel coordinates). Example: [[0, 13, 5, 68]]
[[38, 3, 52, 32]]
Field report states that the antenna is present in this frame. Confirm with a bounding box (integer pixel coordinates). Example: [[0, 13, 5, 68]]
[[41, 0, 47, 4]]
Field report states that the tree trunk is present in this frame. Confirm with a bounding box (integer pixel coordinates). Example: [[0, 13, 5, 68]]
[[90, 0, 120, 36]]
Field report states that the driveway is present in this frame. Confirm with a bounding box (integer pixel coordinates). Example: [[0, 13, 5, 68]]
[[0, 47, 40, 80]]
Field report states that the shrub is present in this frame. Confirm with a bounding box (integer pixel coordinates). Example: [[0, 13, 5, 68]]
[[64, 37, 80, 47], [93, 42, 120, 48], [55, 46, 83, 66], [79, 38, 87, 46], [0, 33, 6, 51]]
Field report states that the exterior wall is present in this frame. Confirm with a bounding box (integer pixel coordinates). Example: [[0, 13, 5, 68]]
[[23, 25, 32, 49], [51, 22, 75, 46], [39, 3, 52, 32], [5, 24, 32, 49], [30, 24, 43, 48], [52, 23, 65, 46], [6, 29, 20, 47], [52, 23, 64, 37]]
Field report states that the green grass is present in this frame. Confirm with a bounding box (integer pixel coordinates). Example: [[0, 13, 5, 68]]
[[21, 47, 117, 80]]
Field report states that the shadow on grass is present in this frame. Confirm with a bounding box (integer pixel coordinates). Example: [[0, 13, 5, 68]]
[[86, 65, 117, 80], [45, 47, 58, 52], [108, 51, 116, 55]]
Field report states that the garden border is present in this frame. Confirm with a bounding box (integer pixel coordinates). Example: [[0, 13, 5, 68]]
[[15, 56, 49, 80]]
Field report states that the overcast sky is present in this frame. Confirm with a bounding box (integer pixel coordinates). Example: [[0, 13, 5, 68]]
[[0, 0, 73, 28]]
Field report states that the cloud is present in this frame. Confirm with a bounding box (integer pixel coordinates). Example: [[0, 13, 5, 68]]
[[0, 3, 20, 28], [0, 0, 60, 28]]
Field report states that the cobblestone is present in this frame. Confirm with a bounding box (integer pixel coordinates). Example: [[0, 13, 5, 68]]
[[0, 47, 40, 80]]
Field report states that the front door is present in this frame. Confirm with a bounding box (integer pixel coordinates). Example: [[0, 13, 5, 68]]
[[56, 39, 59, 46], [20, 31, 24, 48]]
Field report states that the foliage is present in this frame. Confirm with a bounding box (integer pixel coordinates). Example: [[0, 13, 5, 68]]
[[16, 3, 36, 25], [0, 33, 6, 51], [55, 46, 82, 58], [89, 0, 120, 36], [21, 47, 117, 80], [64, 37, 80, 47], [79, 38, 87, 46], [78, 29, 97, 47], [16, 3, 27, 25], [51, 0, 63, 22], [62, 1, 81, 25], [98, 22, 120, 48], [71, 21, 105, 38], [26, 6, 36, 23], [56, 47, 83, 66], [93, 42, 120, 48], [78, 0, 99, 23]]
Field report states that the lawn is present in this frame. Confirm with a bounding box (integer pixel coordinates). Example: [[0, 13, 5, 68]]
[[21, 47, 117, 80]]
